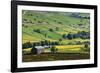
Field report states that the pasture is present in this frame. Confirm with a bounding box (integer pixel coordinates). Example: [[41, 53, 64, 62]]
[[23, 45, 84, 54], [22, 10, 90, 62], [22, 44, 90, 62]]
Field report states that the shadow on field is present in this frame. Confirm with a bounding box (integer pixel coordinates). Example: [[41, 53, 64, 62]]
[[22, 53, 90, 62]]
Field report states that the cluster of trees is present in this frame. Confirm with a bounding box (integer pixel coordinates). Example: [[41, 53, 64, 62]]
[[33, 27, 59, 38], [33, 29, 41, 33], [23, 31, 90, 49], [23, 40, 90, 49], [33, 29, 90, 40], [49, 27, 59, 32], [33, 41, 59, 46], [33, 29, 47, 37], [22, 18, 34, 24], [22, 40, 59, 49], [71, 13, 90, 19], [62, 31, 90, 40], [33, 27, 59, 33], [22, 42, 32, 49]]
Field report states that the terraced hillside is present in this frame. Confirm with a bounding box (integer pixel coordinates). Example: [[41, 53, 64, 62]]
[[22, 10, 90, 43]]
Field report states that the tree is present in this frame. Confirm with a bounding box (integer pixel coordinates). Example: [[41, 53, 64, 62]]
[[44, 33, 47, 38], [22, 42, 32, 49], [32, 43, 36, 46], [55, 42, 59, 45], [67, 33, 73, 39], [59, 39, 62, 42], [79, 31, 90, 39], [24, 25, 28, 28], [81, 44, 90, 52], [55, 27, 59, 31], [49, 28, 54, 32], [84, 44, 89, 49], [34, 18, 36, 21], [50, 46, 58, 53], [62, 34, 66, 39], [41, 41, 45, 46], [44, 40, 49, 46], [58, 22, 62, 24], [35, 29, 41, 33]]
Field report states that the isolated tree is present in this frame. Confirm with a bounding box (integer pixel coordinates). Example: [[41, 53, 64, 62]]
[[50, 46, 58, 53], [81, 44, 90, 52], [58, 22, 62, 24], [49, 28, 54, 32], [59, 39, 62, 42], [55, 27, 59, 31], [36, 29, 41, 33], [34, 18, 36, 21], [44, 33, 47, 38], [24, 25, 28, 28]]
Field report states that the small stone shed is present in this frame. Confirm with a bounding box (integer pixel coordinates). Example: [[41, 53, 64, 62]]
[[31, 46, 45, 54]]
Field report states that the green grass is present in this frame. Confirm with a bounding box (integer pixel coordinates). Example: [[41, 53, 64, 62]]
[[22, 44, 90, 55], [22, 10, 90, 43]]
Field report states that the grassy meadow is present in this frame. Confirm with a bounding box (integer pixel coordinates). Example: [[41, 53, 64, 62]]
[[22, 10, 90, 62]]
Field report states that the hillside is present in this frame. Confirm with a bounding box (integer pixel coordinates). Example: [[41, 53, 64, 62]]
[[22, 10, 90, 44]]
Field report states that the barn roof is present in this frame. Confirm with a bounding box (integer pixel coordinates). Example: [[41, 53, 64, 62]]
[[35, 46, 44, 49]]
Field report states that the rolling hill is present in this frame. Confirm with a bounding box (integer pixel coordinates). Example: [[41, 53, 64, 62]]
[[22, 10, 90, 44]]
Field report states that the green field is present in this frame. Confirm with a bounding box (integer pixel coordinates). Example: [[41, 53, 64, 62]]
[[23, 45, 84, 54], [22, 11, 90, 43], [22, 10, 90, 62]]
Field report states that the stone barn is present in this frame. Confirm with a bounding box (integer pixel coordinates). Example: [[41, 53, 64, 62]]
[[31, 46, 45, 54]]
